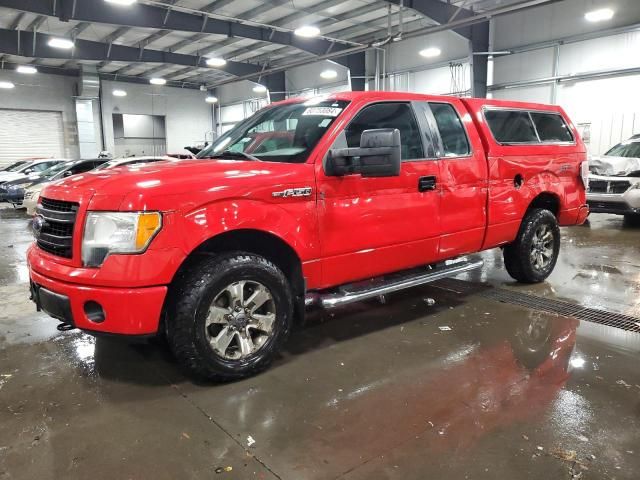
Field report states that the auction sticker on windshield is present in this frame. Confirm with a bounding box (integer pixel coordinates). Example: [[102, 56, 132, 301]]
[[302, 107, 343, 117]]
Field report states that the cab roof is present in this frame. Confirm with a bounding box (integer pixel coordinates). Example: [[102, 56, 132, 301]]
[[275, 91, 566, 115]]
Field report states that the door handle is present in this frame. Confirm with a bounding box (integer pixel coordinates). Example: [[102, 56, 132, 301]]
[[418, 176, 437, 192]]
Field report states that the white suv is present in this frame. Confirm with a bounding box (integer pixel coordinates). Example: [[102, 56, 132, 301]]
[[587, 135, 640, 220]]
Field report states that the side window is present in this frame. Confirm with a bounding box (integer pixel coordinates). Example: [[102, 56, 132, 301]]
[[345, 103, 424, 160], [70, 163, 96, 174], [485, 110, 538, 144], [429, 103, 470, 157], [33, 162, 54, 172], [530, 112, 573, 142]]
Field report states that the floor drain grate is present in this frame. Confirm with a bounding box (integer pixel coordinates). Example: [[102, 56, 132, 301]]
[[431, 278, 640, 333]]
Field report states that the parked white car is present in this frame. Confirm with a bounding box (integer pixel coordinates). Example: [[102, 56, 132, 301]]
[[0, 159, 66, 184], [587, 135, 640, 219]]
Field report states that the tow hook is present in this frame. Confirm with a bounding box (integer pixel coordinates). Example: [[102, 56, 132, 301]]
[[56, 322, 75, 332]]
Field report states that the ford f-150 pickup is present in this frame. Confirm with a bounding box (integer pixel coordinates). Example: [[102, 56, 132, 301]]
[[27, 92, 589, 380]]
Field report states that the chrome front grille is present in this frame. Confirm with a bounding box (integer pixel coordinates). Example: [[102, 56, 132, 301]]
[[588, 179, 631, 194], [35, 197, 79, 259]]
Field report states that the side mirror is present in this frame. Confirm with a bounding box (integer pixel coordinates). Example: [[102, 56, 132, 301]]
[[326, 128, 401, 177]]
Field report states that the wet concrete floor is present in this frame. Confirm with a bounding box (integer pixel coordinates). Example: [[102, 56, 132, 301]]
[[1, 206, 639, 479]]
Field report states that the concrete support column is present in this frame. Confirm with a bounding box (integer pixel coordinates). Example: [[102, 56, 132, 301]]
[[470, 21, 490, 98], [265, 72, 286, 102], [344, 52, 366, 91]]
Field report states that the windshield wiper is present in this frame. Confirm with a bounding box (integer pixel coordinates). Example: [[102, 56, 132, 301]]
[[203, 150, 261, 161]]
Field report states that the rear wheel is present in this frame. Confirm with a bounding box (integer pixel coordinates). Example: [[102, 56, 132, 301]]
[[167, 253, 293, 381], [503, 208, 560, 283]]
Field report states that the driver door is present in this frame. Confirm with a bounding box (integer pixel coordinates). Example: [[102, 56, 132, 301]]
[[316, 101, 442, 288]]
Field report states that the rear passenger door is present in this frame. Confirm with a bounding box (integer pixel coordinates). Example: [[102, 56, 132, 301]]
[[421, 101, 489, 257]]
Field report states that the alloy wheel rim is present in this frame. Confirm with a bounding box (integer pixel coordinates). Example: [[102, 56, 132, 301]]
[[530, 224, 554, 271], [205, 280, 276, 360]]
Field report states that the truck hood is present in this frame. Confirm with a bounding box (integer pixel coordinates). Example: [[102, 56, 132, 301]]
[[45, 159, 311, 208], [589, 155, 640, 176]]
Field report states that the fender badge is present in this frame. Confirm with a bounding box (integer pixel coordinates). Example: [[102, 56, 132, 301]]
[[272, 187, 313, 198]]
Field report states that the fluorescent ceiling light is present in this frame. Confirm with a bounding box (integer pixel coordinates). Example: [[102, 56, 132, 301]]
[[16, 65, 37, 74], [294, 25, 320, 37], [113, 89, 127, 97], [419, 47, 441, 58], [585, 8, 614, 22], [48, 38, 74, 49], [0, 81, 15, 89], [206, 57, 227, 67], [105, 0, 137, 5], [253, 84, 267, 93], [320, 69, 338, 79], [150, 78, 167, 85], [205, 96, 218, 103]]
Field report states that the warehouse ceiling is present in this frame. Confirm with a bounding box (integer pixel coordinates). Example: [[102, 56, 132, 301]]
[[0, 0, 555, 88]]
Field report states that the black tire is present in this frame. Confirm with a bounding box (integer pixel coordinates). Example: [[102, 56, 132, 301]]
[[167, 252, 293, 381], [503, 208, 560, 283], [623, 213, 640, 226]]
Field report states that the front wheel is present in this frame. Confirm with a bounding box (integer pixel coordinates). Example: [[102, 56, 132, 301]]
[[167, 253, 293, 381], [503, 208, 560, 283]]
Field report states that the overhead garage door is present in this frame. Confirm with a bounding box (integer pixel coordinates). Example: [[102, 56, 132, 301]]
[[0, 109, 65, 166]]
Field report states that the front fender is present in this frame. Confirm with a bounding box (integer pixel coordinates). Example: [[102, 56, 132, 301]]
[[176, 198, 320, 263]]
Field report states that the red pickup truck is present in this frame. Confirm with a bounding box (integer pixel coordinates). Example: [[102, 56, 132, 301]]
[[27, 92, 589, 380]]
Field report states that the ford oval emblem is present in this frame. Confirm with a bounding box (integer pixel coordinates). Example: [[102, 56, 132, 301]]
[[32, 215, 47, 237]]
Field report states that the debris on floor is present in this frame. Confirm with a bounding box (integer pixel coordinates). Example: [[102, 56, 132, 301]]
[[438, 326, 452, 331], [214, 466, 233, 474], [423, 297, 436, 306], [247, 435, 256, 447], [616, 379, 632, 388]]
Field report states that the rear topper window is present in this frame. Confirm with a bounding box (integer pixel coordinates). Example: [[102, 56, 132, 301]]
[[484, 108, 574, 145], [530, 112, 574, 142], [484, 110, 538, 143]]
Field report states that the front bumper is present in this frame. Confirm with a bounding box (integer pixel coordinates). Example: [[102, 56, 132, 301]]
[[6, 191, 25, 206], [29, 252, 167, 335], [587, 175, 640, 215]]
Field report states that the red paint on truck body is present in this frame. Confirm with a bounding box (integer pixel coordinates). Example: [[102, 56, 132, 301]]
[[27, 92, 588, 335]]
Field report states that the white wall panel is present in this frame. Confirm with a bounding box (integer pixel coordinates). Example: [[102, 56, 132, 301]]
[[490, 85, 553, 104], [384, 31, 469, 73], [492, 48, 555, 85], [412, 64, 470, 96], [286, 60, 349, 94], [558, 30, 640, 75], [0, 71, 79, 159], [220, 104, 245, 124], [557, 76, 640, 154], [101, 80, 212, 155], [493, 0, 640, 50]]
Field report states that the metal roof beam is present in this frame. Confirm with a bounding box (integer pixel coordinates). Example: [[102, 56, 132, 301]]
[[0, 0, 348, 57], [9, 11, 26, 30], [0, 27, 262, 76], [385, 0, 475, 39]]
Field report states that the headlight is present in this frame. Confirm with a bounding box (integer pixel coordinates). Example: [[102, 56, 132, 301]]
[[82, 211, 162, 267]]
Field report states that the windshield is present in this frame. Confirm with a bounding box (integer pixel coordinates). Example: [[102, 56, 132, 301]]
[[2, 161, 28, 172], [605, 141, 640, 158], [197, 100, 349, 163], [39, 161, 74, 178]]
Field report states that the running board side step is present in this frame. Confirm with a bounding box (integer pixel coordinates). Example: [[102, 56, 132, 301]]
[[305, 259, 484, 309]]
